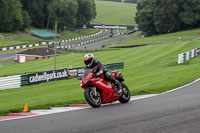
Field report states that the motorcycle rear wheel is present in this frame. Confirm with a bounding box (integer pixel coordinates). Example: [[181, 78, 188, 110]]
[[84, 87, 102, 108], [118, 83, 131, 103]]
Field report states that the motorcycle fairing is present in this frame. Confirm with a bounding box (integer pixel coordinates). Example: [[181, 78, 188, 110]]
[[90, 78, 120, 103]]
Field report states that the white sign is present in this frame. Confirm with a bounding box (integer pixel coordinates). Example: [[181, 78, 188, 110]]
[[20, 56, 26, 63]]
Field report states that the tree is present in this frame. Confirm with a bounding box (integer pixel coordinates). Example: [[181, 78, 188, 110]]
[[0, 0, 24, 32], [102, 0, 138, 3], [21, 11, 31, 31], [77, 0, 96, 25], [48, 0, 78, 30], [153, 0, 180, 34], [20, 0, 52, 28], [135, 0, 157, 36], [135, 0, 200, 36], [179, 0, 200, 28], [0, 0, 97, 32]]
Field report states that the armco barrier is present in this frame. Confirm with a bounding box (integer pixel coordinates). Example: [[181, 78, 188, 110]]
[[0, 75, 21, 90], [178, 48, 199, 64], [0, 62, 124, 90]]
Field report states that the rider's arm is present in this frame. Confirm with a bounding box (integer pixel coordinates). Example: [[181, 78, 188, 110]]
[[95, 60, 104, 76]]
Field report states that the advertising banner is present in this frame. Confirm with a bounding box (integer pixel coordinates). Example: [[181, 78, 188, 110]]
[[68, 69, 78, 78], [20, 62, 124, 86], [85, 24, 137, 30], [27, 69, 69, 85]]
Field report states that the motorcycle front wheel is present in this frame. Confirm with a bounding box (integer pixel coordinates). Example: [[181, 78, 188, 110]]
[[118, 83, 131, 103], [84, 87, 102, 108]]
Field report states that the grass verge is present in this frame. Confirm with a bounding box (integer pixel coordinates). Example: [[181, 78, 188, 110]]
[[0, 58, 15, 63], [0, 29, 100, 48], [95, 0, 137, 25], [108, 28, 200, 47]]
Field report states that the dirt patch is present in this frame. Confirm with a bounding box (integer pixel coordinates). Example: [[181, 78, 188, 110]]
[[0, 35, 4, 38]]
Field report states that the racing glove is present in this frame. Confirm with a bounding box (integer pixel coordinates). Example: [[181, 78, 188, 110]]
[[93, 70, 103, 77]]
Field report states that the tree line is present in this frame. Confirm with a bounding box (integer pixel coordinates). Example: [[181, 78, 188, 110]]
[[102, 0, 138, 3], [135, 0, 200, 36], [0, 0, 96, 32]]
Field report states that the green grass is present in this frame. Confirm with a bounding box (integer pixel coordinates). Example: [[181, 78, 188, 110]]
[[95, 0, 137, 25], [1, 39, 200, 115], [0, 27, 39, 37], [0, 79, 84, 115], [59, 29, 100, 40], [0, 36, 44, 48], [0, 29, 100, 48], [108, 28, 200, 47], [0, 58, 14, 63]]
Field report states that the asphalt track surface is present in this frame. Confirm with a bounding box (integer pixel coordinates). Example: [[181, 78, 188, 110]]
[[1, 79, 200, 133], [0, 51, 17, 60], [77, 34, 135, 49], [61, 29, 112, 47]]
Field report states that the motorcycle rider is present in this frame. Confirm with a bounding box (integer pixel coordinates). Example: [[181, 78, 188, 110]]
[[83, 53, 122, 94]]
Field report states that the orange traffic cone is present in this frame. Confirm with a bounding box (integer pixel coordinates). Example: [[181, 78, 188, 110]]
[[23, 103, 29, 112]]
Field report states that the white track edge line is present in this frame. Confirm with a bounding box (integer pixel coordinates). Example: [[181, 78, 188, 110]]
[[161, 78, 200, 95]]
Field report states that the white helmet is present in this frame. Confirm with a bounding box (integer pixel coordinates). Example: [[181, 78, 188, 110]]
[[83, 53, 94, 67]]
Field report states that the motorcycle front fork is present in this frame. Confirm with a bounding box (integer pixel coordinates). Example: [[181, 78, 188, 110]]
[[91, 86, 97, 97]]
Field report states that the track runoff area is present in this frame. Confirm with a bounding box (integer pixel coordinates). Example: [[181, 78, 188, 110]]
[[1, 75, 199, 122]]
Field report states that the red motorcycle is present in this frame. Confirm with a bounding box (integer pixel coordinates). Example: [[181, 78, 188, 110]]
[[80, 67, 130, 108]]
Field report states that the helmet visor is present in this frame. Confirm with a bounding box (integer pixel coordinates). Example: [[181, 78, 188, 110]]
[[84, 60, 92, 65]]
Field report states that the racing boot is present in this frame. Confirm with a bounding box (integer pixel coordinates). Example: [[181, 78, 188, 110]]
[[115, 82, 123, 95], [108, 74, 122, 96], [113, 81, 123, 97]]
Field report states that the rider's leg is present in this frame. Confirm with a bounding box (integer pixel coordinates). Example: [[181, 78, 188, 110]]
[[105, 72, 122, 93]]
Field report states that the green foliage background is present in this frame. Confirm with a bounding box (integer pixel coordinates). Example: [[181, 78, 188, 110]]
[[100, 0, 138, 3], [136, 0, 200, 36], [0, 0, 96, 32]]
